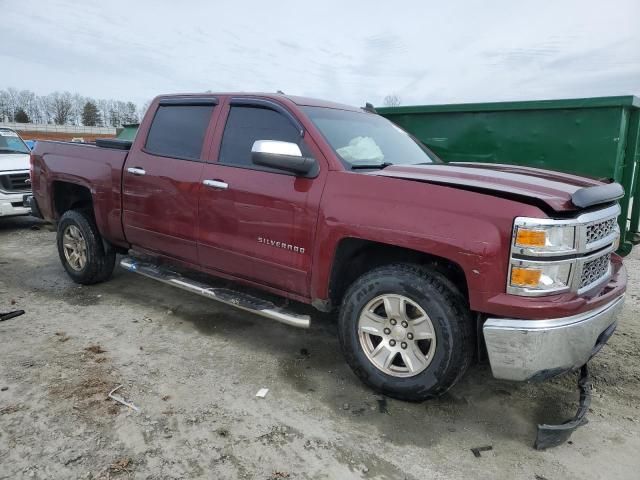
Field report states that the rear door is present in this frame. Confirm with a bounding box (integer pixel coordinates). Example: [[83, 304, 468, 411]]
[[197, 98, 327, 296], [122, 98, 218, 264]]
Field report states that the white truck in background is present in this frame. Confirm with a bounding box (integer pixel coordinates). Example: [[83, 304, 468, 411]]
[[0, 128, 32, 218]]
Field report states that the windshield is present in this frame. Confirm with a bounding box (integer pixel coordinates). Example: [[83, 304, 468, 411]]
[[303, 106, 438, 168], [0, 129, 30, 154]]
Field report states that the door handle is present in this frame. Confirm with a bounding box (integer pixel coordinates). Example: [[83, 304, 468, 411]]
[[127, 167, 146, 176], [202, 179, 228, 190]]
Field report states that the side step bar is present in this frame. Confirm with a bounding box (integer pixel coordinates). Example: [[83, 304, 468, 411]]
[[119, 257, 311, 329]]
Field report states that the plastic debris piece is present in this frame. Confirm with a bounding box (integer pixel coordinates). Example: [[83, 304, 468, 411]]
[[108, 385, 140, 412], [471, 445, 493, 458], [0, 310, 25, 322], [256, 388, 269, 398]]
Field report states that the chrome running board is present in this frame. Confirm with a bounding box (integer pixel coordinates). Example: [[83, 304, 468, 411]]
[[119, 257, 310, 329]]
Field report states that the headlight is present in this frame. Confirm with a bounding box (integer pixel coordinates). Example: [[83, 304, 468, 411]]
[[513, 223, 576, 255], [509, 261, 572, 295]]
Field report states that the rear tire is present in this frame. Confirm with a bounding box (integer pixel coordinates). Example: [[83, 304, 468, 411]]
[[56, 209, 116, 285], [338, 263, 474, 401]]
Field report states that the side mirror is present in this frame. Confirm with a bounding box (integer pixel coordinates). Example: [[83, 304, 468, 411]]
[[251, 140, 317, 176]]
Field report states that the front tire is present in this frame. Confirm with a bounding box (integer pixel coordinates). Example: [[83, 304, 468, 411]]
[[338, 263, 474, 401], [56, 209, 116, 285]]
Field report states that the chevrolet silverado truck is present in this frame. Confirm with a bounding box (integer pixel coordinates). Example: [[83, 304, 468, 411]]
[[0, 127, 32, 217], [31, 93, 626, 408]]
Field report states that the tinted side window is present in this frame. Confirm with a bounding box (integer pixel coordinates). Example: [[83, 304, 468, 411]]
[[145, 105, 213, 160], [218, 106, 304, 170]]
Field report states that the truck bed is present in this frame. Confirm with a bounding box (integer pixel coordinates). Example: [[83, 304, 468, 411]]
[[31, 140, 130, 246]]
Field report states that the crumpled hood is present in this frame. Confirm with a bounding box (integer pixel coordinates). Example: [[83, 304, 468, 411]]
[[0, 153, 30, 172], [369, 162, 605, 212]]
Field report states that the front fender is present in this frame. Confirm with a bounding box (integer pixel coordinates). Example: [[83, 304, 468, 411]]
[[311, 171, 546, 311]]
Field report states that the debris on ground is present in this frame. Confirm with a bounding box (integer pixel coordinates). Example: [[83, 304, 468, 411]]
[[298, 348, 310, 359], [1, 386, 8, 391], [0, 310, 25, 321], [269, 471, 290, 479], [0, 404, 23, 415], [377, 397, 389, 414], [106, 457, 133, 476], [63, 453, 83, 466], [258, 425, 291, 444], [85, 344, 107, 354], [107, 385, 140, 412], [471, 445, 493, 458], [55, 332, 70, 342], [256, 388, 269, 398], [161, 395, 171, 401]]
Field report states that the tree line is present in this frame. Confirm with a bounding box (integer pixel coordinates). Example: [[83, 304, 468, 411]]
[[0, 87, 147, 127]]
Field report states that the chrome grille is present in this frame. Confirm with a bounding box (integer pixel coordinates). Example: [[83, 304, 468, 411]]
[[585, 217, 617, 245], [0, 172, 30, 192], [580, 253, 611, 289]]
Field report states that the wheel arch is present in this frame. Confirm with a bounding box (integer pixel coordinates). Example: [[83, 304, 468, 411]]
[[326, 237, 469, 310], [51, 180, 126, 254], [51, 180, 94, 219]]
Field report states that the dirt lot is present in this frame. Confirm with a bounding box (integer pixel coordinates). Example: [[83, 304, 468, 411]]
[[1, 216, 639, 479]]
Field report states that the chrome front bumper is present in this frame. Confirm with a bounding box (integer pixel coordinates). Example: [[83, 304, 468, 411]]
[[483, 295, 624, 381]]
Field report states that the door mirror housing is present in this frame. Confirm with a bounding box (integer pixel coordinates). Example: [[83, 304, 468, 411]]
[[251, 140, 317, 176]]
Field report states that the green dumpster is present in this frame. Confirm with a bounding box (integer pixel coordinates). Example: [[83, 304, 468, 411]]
[[116, 123, 140, 141], [377, 96, 640, 255]]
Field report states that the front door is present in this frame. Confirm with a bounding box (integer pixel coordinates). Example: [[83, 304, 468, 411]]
[[122, 99, 218, 264], [198, 99, 326, 296]]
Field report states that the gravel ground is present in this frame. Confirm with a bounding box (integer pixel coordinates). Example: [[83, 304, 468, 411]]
[[1, 215, 639, 480]]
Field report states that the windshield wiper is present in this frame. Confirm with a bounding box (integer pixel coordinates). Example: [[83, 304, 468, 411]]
[[351, 162, 394, 170], [0, 148, 28, 154]]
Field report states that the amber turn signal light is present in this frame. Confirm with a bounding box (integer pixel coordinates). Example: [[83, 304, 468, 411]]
[[511, 266, 542, 287], [515, 228, 546, 247]]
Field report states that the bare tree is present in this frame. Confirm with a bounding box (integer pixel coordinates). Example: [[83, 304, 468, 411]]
[[17, 90, 39, 123], [49, 92, 74, 125], [0, 90, 11, 121], [383, 94, 401, 107], [0, 86, 147, 126], [71, 93, 85, 125]]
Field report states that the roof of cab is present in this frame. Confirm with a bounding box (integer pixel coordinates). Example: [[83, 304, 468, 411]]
[[154, 92, 362, 112]]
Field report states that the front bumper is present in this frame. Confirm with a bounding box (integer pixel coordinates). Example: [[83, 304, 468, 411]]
[[0, 192, 31, 217], [483, 295, 624, 381]]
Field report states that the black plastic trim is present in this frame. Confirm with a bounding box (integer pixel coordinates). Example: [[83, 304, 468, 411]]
[[95, 138, 132, 150], [26, 195, 43, 219], [230, 97, 304, 136], [252, 151, 319, 178], [140, 147, 204, 163], [534, 364, 591, 449], [572, 183, 624, 208], [215, 162, 319, 178], [158, 97, 219, 106]]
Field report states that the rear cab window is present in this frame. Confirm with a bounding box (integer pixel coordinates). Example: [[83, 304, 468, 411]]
[[144, 103, 214, 161]]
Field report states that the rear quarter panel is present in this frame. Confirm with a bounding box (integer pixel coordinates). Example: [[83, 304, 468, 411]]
[[31, 141, 128, 245]]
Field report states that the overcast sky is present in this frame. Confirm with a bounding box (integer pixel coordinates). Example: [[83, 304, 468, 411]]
[[1, 0, 639, 107]]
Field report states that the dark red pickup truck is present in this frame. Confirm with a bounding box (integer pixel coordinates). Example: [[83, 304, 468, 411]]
[[31, 93, 626, 406]]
